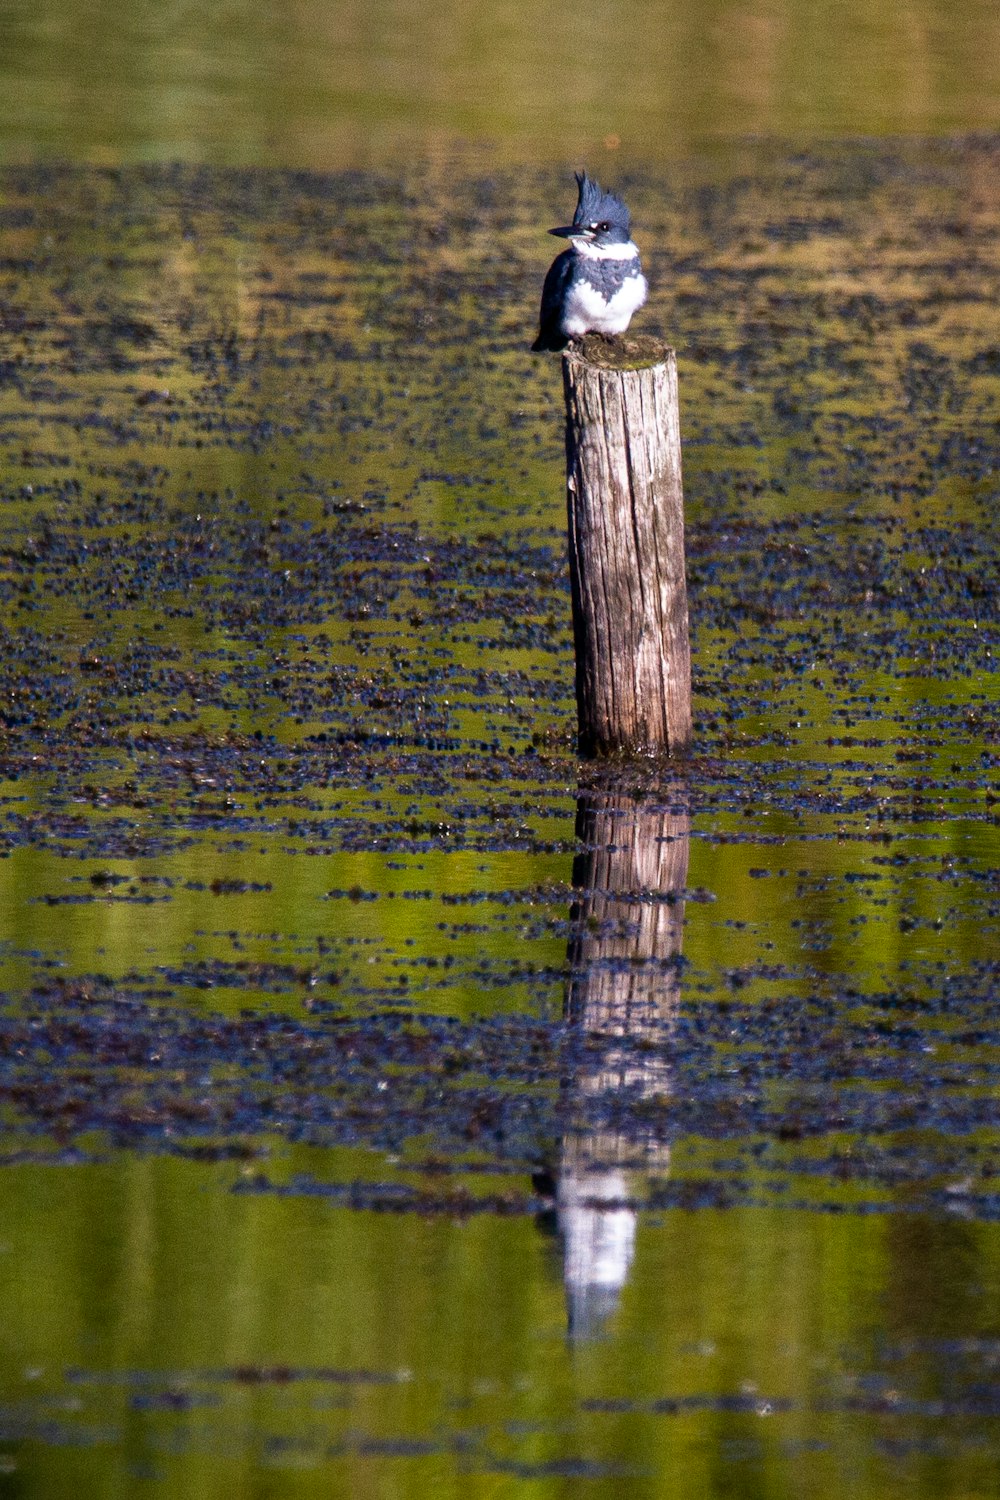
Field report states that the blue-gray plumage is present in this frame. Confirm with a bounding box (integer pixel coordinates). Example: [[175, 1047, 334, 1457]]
[[532, 172, 648, 353]]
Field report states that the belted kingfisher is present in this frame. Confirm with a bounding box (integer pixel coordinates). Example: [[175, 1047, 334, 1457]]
[[532, 172, 647, 352]]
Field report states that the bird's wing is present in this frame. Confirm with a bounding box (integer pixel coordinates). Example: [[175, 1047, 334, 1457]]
[[532, 249, 573, 351]]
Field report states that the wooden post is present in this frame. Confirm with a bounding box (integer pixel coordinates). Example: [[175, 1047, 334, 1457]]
[[563, 335, 691, 757]]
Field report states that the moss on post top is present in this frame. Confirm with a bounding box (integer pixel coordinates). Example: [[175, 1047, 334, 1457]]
[[563, 333, 673, 371]]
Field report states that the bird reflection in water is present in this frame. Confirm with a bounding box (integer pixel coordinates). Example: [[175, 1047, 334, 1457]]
[[536, 786, 689, 1341]]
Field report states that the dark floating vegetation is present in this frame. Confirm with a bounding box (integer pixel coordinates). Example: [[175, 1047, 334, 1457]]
[[3, 956, 1000, 1219], [0, 140, 998, 1227]]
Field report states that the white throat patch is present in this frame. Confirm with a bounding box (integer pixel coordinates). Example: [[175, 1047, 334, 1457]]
[[570, 237, 641, 262]]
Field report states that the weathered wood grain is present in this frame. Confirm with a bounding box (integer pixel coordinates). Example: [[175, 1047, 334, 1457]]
[[563, 344, 691, 756]]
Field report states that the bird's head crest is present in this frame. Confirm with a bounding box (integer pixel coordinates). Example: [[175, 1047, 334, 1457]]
[[572, 172, 631, 232]]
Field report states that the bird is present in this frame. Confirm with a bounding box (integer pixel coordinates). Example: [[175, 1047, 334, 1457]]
[[531, 172, 648, 353]]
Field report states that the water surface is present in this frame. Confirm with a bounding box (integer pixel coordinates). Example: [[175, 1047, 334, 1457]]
[[0, 12, 999, 1495], [3, 0, 1000, 167]]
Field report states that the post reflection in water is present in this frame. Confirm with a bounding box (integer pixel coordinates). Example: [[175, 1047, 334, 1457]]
[[543, 785, 690, 1341]]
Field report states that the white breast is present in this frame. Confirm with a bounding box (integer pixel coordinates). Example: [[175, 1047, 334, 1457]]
[[562, 271, 648, 336]]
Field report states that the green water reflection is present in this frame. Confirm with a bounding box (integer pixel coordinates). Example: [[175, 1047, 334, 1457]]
[[3, 1157, 1000, 1495], [3, 0, 1000, 167]]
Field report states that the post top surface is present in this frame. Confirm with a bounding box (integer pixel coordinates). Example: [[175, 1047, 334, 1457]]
[[563, 333, 674, 371]]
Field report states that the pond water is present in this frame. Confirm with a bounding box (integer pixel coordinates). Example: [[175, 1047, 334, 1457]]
[[4, 0, 1000, 168], [1, 6, 1000, 1498]]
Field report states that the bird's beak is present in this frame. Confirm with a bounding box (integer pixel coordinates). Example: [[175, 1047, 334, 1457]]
[[548, 224, 590, 239]]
